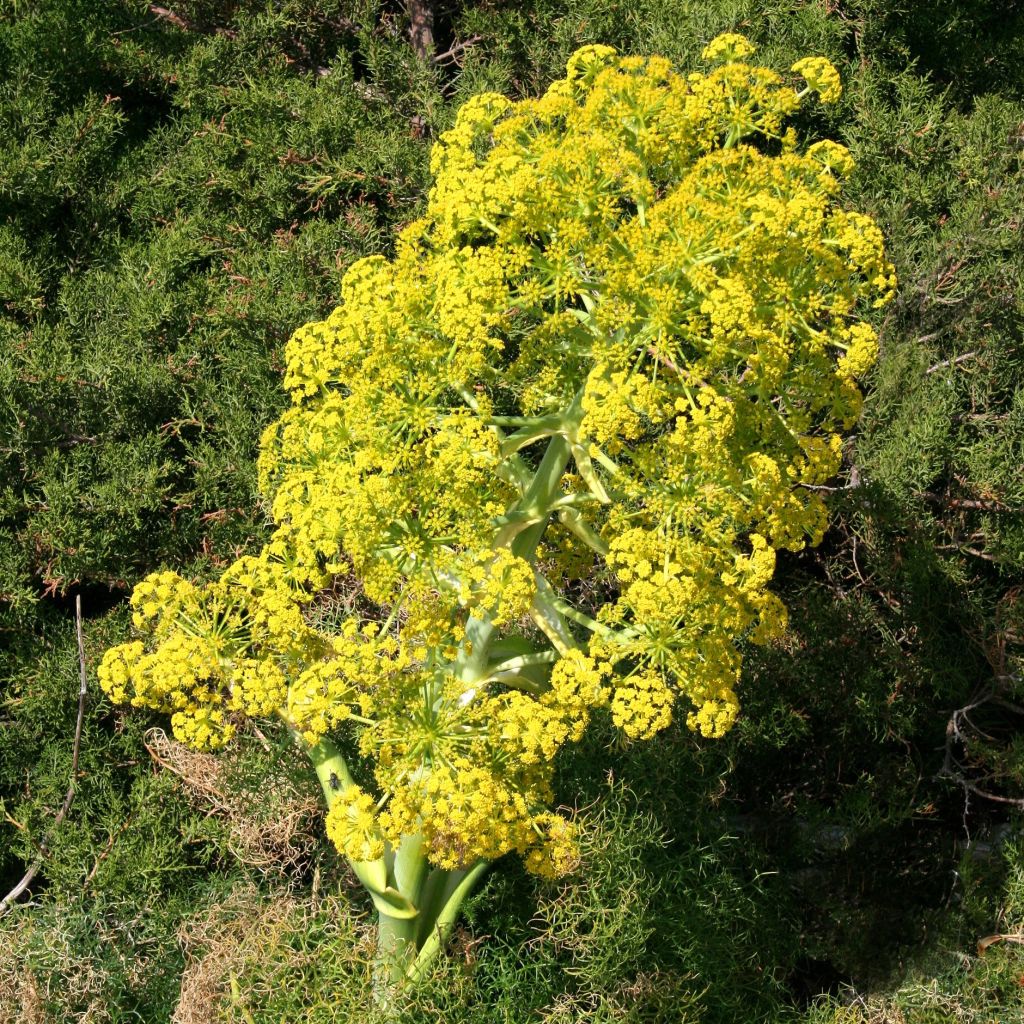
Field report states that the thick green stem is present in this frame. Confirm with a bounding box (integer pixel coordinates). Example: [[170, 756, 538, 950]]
[[455, 430, 577, 684], [299, 733, 491, 996], [376, 909, 419, 988], [535, 575, 615, 638], [304, 734, 390, 894], [510, 434, 574, 563], [558, 506, 610, 556], [374, 859, 490, 991], [454, 612, 496, 684], [407, 860, 490, 985]]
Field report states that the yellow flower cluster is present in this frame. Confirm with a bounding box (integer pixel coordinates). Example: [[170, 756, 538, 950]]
[[287, 659, 356, 745], [524, 813, 581, 878], [100, 37, 891, 878], [326, 784, 386, 862], [460, 549, 536, 627], [791, 56, 843, 104], [702, 33, 756, 63], [97, 557, 325, 749], [545, 650, 612, 714], [365, 756, 549, 871], [837, 323, 881, 381], [610, 671, 675, 740]]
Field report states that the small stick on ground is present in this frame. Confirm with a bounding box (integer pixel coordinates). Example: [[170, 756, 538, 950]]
[[0, 596, 88, 916]]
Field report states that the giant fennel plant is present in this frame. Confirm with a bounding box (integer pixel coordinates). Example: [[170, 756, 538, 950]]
[[99, 36, 893, 989]]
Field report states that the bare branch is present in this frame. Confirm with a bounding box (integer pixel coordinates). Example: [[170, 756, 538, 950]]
[[940, 688, 1024, 813], [148, 4, 189, 30], [0, 596, 88, 917], [646, 344, 684, 377], [434, 35, 483, 66], [935, 543, 999, 562], [926, 351, 977, 374], [955, 777, 1024, 808], [920, 492, 1010, 512], [799, 481, 863, 493], [148, 4, 237, 39]]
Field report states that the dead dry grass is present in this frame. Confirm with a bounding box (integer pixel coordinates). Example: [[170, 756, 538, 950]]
[[173, 884, 296, 1024], [172, 883, 368, 1024], [0, 956, 48, 1024], [0, 913, 116, 1024], [143, 728, 321, 876]]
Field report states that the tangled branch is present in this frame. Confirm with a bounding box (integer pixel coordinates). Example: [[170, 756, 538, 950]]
[[0, 596, 88, 916]]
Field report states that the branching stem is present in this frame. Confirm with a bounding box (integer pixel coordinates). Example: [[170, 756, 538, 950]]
[[0, 597, 88, 917]]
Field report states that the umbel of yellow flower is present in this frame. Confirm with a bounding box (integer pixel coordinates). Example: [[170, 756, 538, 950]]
[[98, 35, 893, 986]]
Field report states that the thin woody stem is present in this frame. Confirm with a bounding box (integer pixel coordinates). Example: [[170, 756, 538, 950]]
[[0, 596, 88, 917]]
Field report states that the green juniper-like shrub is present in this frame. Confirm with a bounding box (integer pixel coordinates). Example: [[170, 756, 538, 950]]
[[2, 2, 1023, 1021]]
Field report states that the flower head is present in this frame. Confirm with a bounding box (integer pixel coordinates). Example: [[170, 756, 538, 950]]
[[792, 56, 842, 104]]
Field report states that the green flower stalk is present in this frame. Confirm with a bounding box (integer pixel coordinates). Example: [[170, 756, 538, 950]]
[[98, 37, 893, 990]]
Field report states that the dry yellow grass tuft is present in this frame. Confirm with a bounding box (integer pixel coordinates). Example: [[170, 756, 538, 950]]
[[0, 959, 48, 1024], [143, 728, 321, 875], [173, 885, 296, 1024]]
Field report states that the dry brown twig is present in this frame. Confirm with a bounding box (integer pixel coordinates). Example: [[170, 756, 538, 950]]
[[0, 596, 88, 916], [148, 4, 189, 30], [83, 815, 134, 889], [148, 4, 238, 38], [977, 932, 1024, 955], [434, 35, 484, 66], [926, 351, 978, 374]]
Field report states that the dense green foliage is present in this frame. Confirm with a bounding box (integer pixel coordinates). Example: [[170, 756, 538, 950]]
[[1, 1, 1022, 1021]]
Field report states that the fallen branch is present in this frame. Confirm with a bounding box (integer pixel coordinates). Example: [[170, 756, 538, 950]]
[[926, 351, 977, 374], [646, 344, 683, 377], [935, 543, 999, 562], [799, 481, 863, 493], [0, 596, 88, 916]]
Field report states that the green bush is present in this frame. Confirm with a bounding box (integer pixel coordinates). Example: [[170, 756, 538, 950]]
[[1, 2, 1022, 1021]]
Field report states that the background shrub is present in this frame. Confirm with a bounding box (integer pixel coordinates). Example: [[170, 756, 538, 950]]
[[1, 1, 1021, 1020]]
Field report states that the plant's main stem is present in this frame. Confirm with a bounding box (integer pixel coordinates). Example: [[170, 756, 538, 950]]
[[300, 419, 588, 994], [302, 732, 489, 994]]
